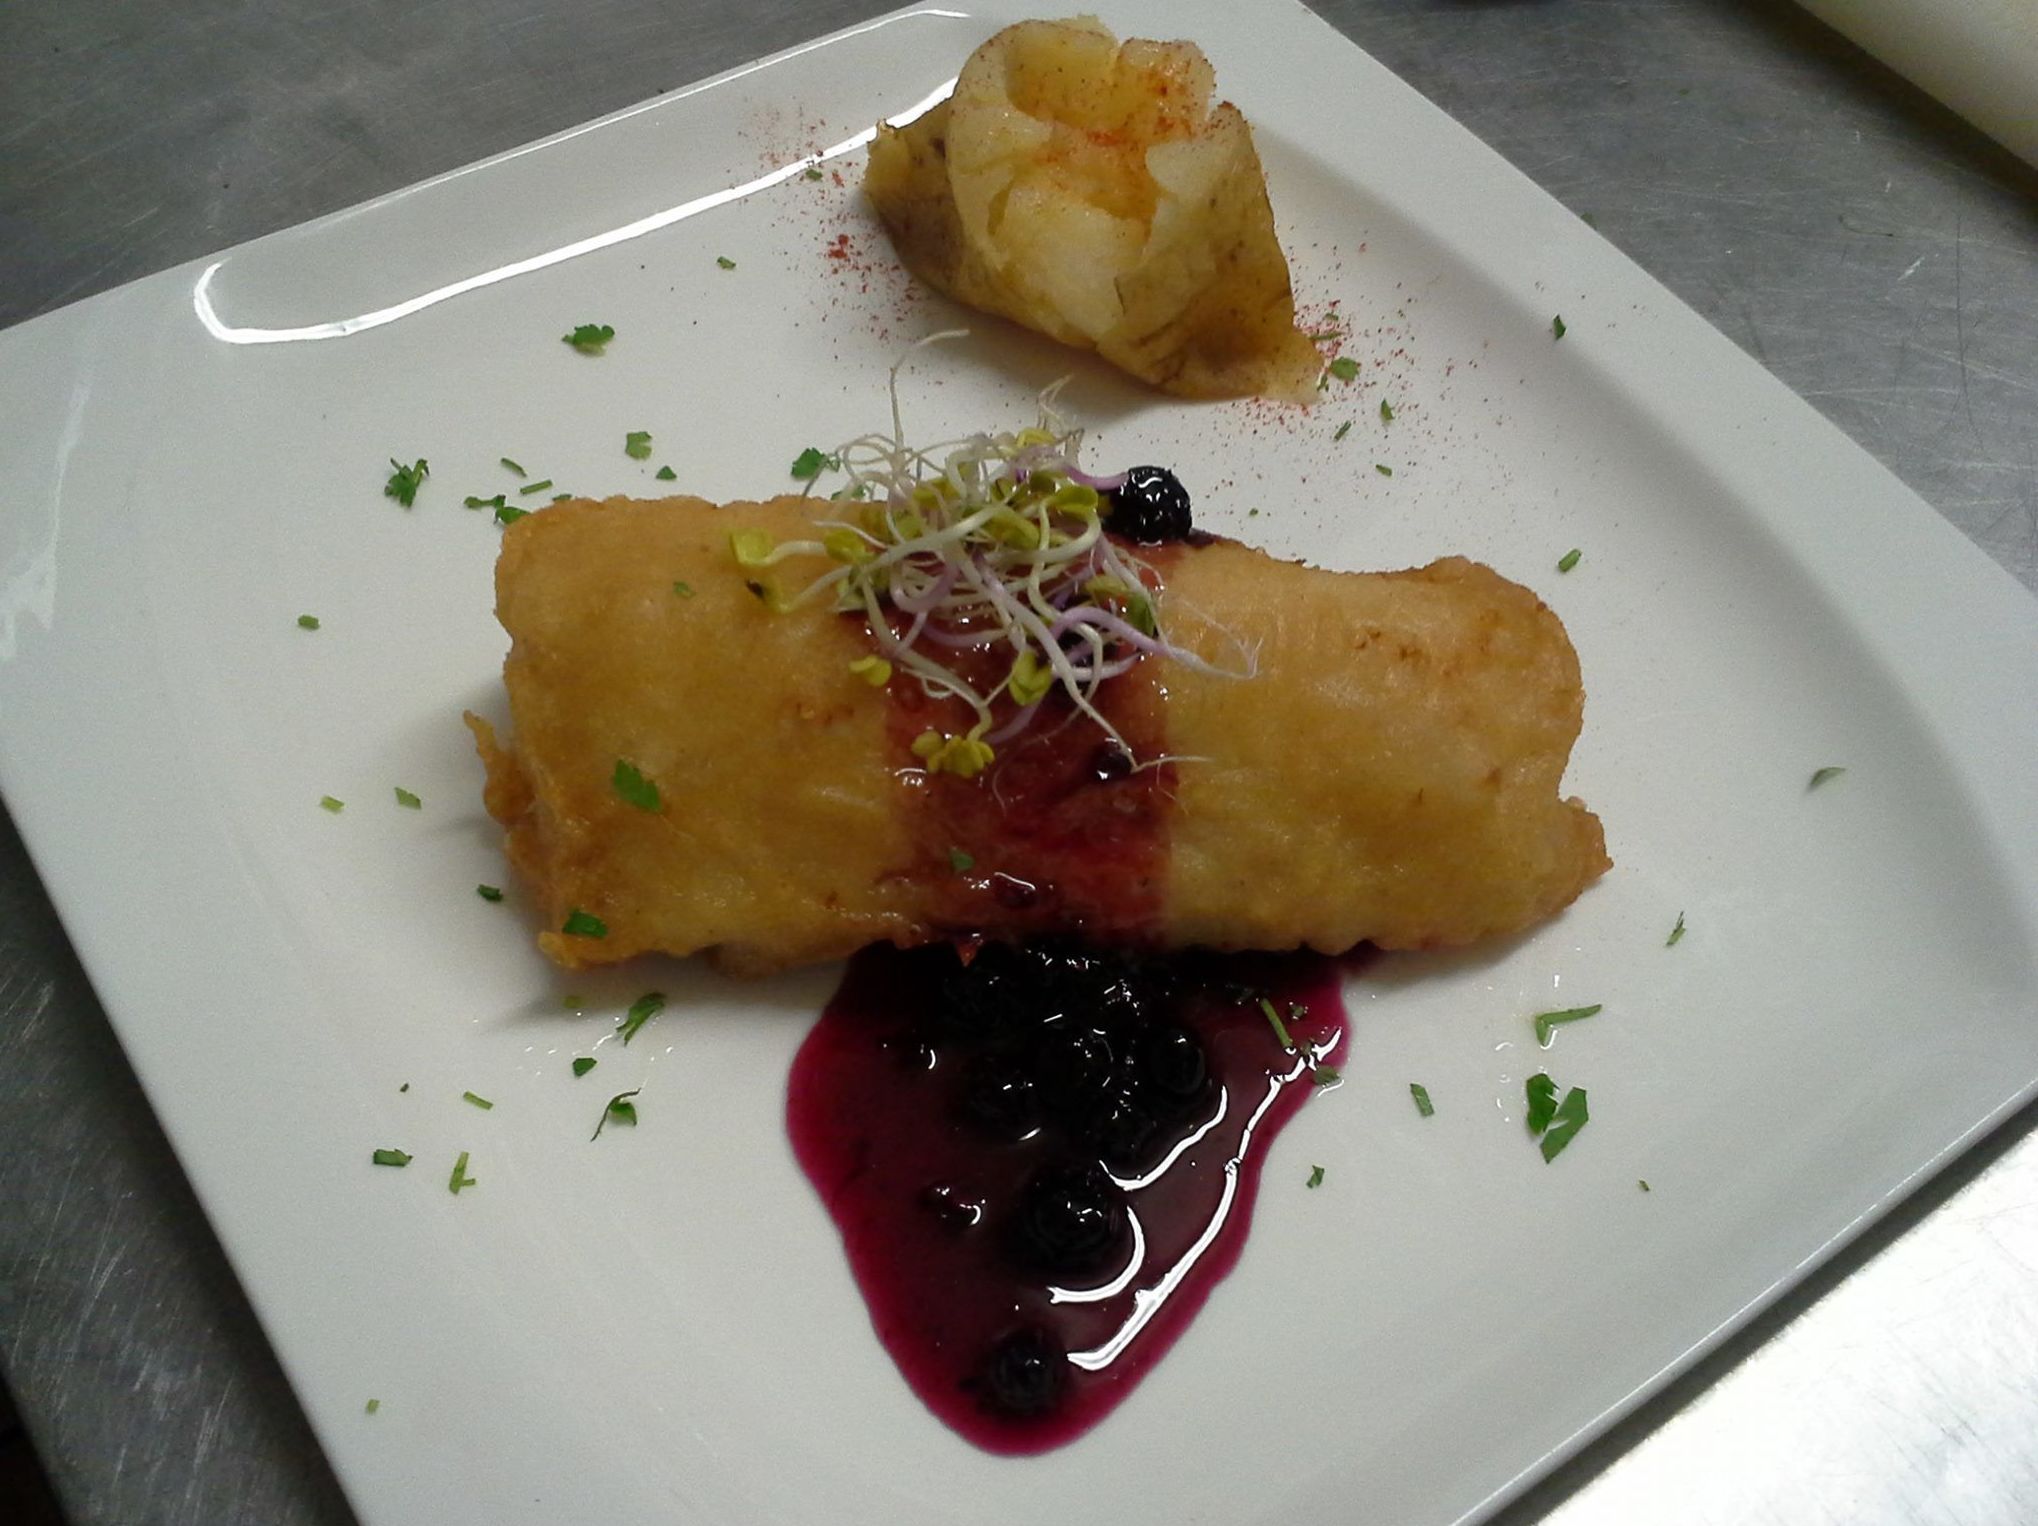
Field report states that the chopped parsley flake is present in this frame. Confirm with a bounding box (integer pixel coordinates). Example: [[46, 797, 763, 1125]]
[[1533, 1003, 1602, 1047], [447, 1150, 477, 1194], [319, 795, 345, 814], [1325, 356, 1360, 383], [790, 446, 837, 481], [716, 255, 736, 270], [1306, 1164, 1325, 1189], [370, 1148, 411, 1167], [592, 1088, 641, 1140], [572, 1057, 596, 1078], [1667, 911, 1686, 947], [563, 323, 615, 354], [1374, 463, 1393, 477], [672, 580, 694, 598], [1333, 420, 1353, 442], [618, 991, 665, 1044], [1552, 314, 1568, 340], [1409, 1082, 1435, 1117], [625, 430, 654, 460], [383, 458, 428, 507], [1639, 1178, 1652, 1191], [461, 1090, 493, 1110], [1380, 400, 1396, 422], [394, 786, 421, 810], [1540, 1085, 1589, 1161], [1808, 766, 1847, 789], [656, 465, 677, 481], [1305, 327, 1342, 342], [1557, 547, 1582, 573], [611, 759, 661, 812], [476, 884, 504, 902], [517, 479, 553, 496], [562, 908, 608, 939], [464, 493, 507, 511], [802, 166, 824, 180], [296, 614, 320, 630], [1525, 1073, 1588, 1159], [1525, 1072, 1560, 1135], [947, 847, 975, 873], [365, 1399, 381, 1415], [1312, 1065, 1342, 1088], [551, 493, 571, 502], [500, 457, 526, 476], [495, 504, 529, 525]]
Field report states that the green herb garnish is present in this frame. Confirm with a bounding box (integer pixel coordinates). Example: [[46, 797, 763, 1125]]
[[394, 786, 421, 810], [611, 759, 661, 812], [618, 991, 664, 1044], [1257, 996, 1296, 1051], [1332, 420, 1353, 442], [1667, 911, 1686, 947], [1540, 1085, 1589, 1161], [1533, 1003, 1602, 1047], [1552, 314, 1568, 340], [462, 1090, 493, 1111], [319, 795, 344, 813], [562, 908, 608, 939], [802, 166, 824, 181], [500, 457, 526, 476], [496, 504, 529, 525], [476, 884, 504, 902], [448, 1150, 477, 1194], [517, 479, 553, 496], [1306, 1164, 1325, 1189], [1557, 547, 1582, 573], [716, 255, 736, 270], [672, 580, 694, 598], [592, 1088, 641, 1140], [1379, 400, 1396, 422], [1639, 1179, 1651, 1191], [383, 457, 428, 507], [625, 430, 653, 460], [1312, 1064, 1342, 1087], [365, 1399, 381, 1415], [947, 848, 975, 873], [1808, 766, 1847, 789], [1525, 1072, 1559, 1134], [563, 323, 615, 354], [465, 493, 507, 511], [370, 1148, 412, 1167], [1325, 357, 1360, 383], [656, 466, 677, 481], [790, 446, 837, 481], [1374, 463, 1393, 477], [297, 614, 320, 630], [572, 1057, 596, 1078], [1409, 1082, 1434, 1117]]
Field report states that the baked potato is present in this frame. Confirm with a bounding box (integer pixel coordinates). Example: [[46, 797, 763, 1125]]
[[865, 16, 1321, 401]]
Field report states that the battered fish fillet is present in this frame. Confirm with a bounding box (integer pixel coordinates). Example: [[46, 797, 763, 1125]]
[[470, 496, 1607, 974]]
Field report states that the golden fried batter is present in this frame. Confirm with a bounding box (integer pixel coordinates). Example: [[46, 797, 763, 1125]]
[[472, 495, 1606, 974]]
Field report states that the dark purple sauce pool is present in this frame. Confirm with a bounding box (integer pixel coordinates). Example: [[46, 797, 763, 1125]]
[[788, 940, 1349, 1454]]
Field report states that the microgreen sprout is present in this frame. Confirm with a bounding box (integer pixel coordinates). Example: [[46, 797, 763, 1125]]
[[726, 333, 1252, 776]]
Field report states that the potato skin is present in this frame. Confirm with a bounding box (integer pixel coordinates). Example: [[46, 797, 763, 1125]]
[[473, 497, 1607, 975], [864, 18, 1321, 400]]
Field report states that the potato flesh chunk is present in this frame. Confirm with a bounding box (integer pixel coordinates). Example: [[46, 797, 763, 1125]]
[[867, 17, 1320, 400]]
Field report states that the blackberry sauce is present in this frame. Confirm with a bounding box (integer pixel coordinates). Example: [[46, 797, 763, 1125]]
[[787, 940, 1350, 1454]]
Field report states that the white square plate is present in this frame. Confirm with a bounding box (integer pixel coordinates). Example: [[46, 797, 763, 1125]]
[[2, 3, 2035, 1523]]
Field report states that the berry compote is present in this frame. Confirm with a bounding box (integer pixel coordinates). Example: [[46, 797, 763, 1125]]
[[787, 939, 1349, 1453]]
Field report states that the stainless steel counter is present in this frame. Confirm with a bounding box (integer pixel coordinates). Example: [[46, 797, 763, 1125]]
[[2, 2, 2034, 1522]]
